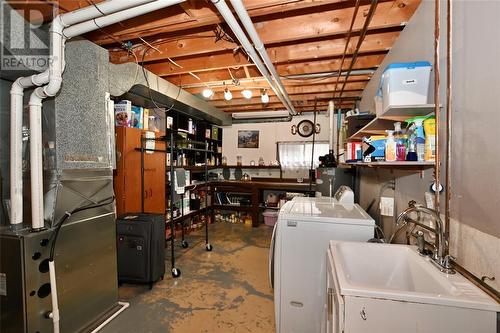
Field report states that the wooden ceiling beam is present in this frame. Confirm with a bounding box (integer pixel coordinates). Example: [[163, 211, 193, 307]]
[[212, 90, 362, 102], [146, 50, 386, 77], [164, 62, 378, 88], [88, 0, 404, 46], [111, 27, 399, 65], [184, 75, 370, 91], [227, 102, 355, 113], [189, 81, 367, 96], [211, 92, 361, 107], [107, 0, 412, 64]]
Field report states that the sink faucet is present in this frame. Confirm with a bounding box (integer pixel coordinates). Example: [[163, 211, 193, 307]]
[[392, 201, 455, 274]]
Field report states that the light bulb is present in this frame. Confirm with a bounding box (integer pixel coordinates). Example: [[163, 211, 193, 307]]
[[202, 88, 214, 98], [261, 90, 269, 104], [241, 89, 252, 99], [224, 88, 233, 101]]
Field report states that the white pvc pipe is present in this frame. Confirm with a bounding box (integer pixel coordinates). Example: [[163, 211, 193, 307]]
[[48, 260, 60, 333], [328, 100, 335, 151], [211, 0, 296, 116], [90, 302, 130, 333], [229, 0, 296, 115], [59, 0, 155, 27], [28, 87, 46, 230], [64, 0, 185, 38], [9, 73, 49, 227]]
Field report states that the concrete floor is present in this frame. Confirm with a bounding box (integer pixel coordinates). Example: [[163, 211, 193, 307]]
[[102, 222, 275, 333]]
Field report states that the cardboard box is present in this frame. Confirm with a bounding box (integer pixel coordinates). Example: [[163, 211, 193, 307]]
[[114, 100, 132, 127]]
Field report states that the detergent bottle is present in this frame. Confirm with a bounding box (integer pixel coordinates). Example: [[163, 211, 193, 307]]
[[423, 116, 436, 161], [385, 130, 397, 162]]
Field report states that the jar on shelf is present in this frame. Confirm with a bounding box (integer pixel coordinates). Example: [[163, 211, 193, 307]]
[[237, 155, 242, 166], [222, 156, 227, 165]]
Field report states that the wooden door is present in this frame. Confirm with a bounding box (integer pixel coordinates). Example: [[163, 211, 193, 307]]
[[143, 132, 165, 214], [114, 127, 165, 215]]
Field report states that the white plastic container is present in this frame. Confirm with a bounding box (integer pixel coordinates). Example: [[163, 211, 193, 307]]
[[379, 61, 432, 113], [263, 210, 278, 226]]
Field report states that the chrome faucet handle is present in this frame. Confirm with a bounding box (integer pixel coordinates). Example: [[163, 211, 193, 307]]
[[443, 254, 455, 266], [416, 230, 425, 255]]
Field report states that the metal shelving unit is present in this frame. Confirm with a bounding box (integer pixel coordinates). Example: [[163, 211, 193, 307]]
[[165, 128, 215, 278]]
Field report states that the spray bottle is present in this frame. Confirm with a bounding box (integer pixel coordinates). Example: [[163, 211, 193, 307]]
[[393, 122, 406, 161], [405, 117, 426, 162], [414, 118, 425, 162]]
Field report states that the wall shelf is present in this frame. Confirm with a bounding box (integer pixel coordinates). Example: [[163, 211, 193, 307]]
[[221, 165, 281, 169], [348, 104, 436, 140], [341, 161, 434, 170]]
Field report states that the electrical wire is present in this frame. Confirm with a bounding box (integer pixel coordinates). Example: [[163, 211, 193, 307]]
[[140, 46, 182, 114], [49, 196, 115, 261]]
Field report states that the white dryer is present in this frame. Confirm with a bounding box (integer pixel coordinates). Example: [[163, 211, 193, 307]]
[[269, 197, 374, 333]]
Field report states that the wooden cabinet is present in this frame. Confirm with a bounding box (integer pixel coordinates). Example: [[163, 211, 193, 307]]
[[114, 127, 165, 216]]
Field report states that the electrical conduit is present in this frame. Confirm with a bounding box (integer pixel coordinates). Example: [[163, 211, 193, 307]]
[[229, 0, 296, 115], [211, 0, 296, 116]]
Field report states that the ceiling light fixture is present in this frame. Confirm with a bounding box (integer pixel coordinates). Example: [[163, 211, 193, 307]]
[[261, 89, 269, 104], [241, 89, 252, 99], [224, 88, 233, 101], [202, 87, 214, 99]]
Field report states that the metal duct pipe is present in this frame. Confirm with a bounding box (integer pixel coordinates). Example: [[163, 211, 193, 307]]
[[64, 0, 184, 38], [26, 0, 186, 231], [8, 0, 153, 228], [22, 1, 185, 330], [211, 0, 296, 116], [229, 0, 296, 115]]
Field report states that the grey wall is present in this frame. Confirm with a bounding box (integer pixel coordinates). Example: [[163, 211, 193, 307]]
[[355, 0, 500, 289], [358, 0, 500, 239]]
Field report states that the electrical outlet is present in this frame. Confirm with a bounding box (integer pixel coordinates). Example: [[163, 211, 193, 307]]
[[380, 197, 395, 216]]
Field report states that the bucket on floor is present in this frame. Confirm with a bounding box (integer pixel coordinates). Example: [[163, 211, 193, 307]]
[[379, 61, 432, 113], [263, 210, 278, 226]]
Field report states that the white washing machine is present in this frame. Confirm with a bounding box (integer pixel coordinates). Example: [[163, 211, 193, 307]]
[[269, 194, 374, 333]]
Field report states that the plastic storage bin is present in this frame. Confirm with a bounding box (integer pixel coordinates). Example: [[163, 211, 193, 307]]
[[263, 210, 279, 226], [379, 61, 432, 113]]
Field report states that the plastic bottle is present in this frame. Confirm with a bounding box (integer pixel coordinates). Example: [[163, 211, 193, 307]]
[[393, 122, 406, 161], [423, 116, 436, 161], [385, 130, 397, 162], [412, 118, 425, 162]]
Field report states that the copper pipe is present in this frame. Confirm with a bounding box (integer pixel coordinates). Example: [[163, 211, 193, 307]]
[[337, 0, 379, 104], [434, 0, 441, 213], [335, 0, 360, 160], [452, 261, 500, 304], [335, 0, 378, 159], [332, 0, 360, 95], [444, 0, 452, 234]]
